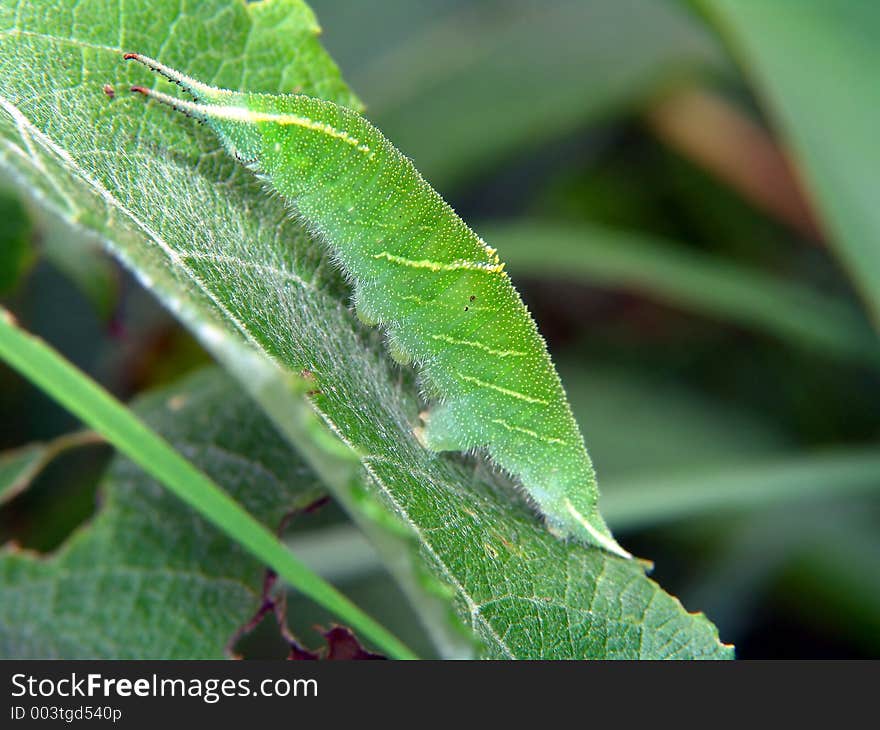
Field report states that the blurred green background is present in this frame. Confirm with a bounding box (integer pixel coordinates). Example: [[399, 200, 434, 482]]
[[2, 0, 878, 658]]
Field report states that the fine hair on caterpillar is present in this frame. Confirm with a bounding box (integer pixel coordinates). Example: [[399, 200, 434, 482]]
[[123, 52, 631, 560]]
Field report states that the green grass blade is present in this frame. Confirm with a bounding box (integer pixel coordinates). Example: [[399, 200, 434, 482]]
[[0, 308, 416, 660], [486, 220, 878, 364], [696, 0, 880, 327], [603, 448, 880, 531]]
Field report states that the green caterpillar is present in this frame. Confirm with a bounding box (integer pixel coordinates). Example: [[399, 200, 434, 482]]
[[124, 53, 630, 559]]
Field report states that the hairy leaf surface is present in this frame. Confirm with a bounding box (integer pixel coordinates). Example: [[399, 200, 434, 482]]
[[0, 0, 731, 658], [0, 368, 326, 658]]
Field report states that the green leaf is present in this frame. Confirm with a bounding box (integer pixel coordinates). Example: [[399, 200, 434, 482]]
[[696, 0, 880, 325], [0, 430, 102, 506], [487, 220, 878, 365], [0, 0, 730, 658], [0, 309, 414, 659], [315, 0, 728, 186], [0, 367, 332, 658], [0, 443, 45, 505]]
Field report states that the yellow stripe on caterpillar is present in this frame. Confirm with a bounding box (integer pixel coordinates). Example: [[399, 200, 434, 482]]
[[429, 334, 525, 358], [372, 251, 505, 274], [490, 418, 568, 446], [456, 373, 549, 405]]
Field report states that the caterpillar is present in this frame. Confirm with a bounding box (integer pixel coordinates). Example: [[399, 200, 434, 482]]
[[124, 53, 630, 560]]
